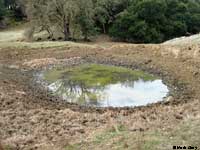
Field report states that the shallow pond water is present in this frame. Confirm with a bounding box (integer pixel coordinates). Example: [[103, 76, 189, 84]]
[[43, 64, 169, 107]]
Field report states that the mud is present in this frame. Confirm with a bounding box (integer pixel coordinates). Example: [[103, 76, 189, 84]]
[[0, 42, 200, 149]]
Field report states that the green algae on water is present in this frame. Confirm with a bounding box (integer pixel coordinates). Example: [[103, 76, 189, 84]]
[[44, 64, 156, 87]]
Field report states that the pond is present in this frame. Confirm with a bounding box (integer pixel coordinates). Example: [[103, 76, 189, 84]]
[[43, 64, 169, 107]]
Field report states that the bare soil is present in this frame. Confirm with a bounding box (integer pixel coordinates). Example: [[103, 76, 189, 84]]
[[0, 30, 200, 149]]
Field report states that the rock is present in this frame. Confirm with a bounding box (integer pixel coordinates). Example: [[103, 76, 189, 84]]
[[82, 119, 88, 125], [124, 143, 129, 148], [58, 37, 63, 40], [9, 65, 19, 69], [174, 114, 183, 120], [36, 38, 42, 41], [193, 71, 199, 76], [129, 127, 145, 132], [144, 59, 152, 65], [3, 80, 8, 84], [76, 128, 85, 133], [164, 96, 174, 102]]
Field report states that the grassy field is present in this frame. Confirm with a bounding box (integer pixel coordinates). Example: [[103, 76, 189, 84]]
[[0, 26, 95, 50]]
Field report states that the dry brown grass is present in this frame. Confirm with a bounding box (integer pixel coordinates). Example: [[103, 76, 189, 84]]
[[65, 116, 200, 150]]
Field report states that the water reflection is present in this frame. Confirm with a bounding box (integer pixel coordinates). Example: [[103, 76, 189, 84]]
[[48, 78, 169, 107]]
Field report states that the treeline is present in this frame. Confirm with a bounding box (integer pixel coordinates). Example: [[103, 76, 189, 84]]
[[110, 0, 200, 43], [1, 0, 200, 43], [23, 0, 130, 41]]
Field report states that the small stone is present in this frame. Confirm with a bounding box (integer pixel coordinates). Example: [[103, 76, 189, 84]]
[[16, 90, 26, 95], [3, 80, 8, 84], [129, 128, 144, 132], [79, 129, 85, 133], [82, 119, 88, 124], [164, 96, 173, 102], [9, 65, 19, 69], [175, 114, 183, 120], [144, 59, 152, 64], [193, 71, 198, 76], [124, 143, 129, 148]]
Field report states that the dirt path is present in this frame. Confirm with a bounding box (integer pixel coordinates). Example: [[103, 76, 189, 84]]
[[0, 29, 200, 150]]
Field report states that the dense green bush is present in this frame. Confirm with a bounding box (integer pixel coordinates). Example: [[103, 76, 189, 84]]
[[0, 0, 25, 28], [109, 0, 200, 43], [0, 0, 6, 21]]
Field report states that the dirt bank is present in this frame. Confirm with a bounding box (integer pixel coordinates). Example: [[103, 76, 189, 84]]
[[0, 40, 200, 149]]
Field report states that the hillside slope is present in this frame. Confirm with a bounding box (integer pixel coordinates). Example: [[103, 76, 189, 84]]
[[163, 33, 200, 45]]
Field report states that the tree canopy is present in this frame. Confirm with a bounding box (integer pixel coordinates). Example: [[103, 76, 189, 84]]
[[109, 0, 200, 43]]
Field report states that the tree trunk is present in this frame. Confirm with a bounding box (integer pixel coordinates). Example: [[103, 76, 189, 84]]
[[46, 27, 53, 39], [103, 23, 106, 34], [84, 32, 89, 41], [63, 16, 70, 41]]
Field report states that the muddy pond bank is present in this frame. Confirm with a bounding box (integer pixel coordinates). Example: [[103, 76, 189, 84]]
[[29, 58, 182, 112]]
